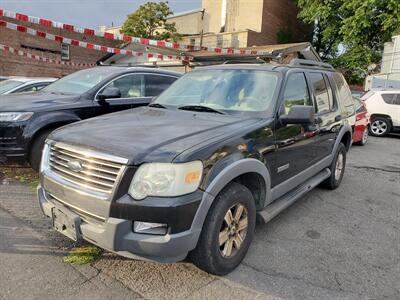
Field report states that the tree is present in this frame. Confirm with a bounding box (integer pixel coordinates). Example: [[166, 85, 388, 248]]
[[296, 0, 400, 84], [121, 1, 180, 41]]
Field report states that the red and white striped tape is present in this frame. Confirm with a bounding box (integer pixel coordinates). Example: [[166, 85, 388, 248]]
[[0, 8, 270, 56], [0, 43, 95, 67], [0, 19, 192, 62]]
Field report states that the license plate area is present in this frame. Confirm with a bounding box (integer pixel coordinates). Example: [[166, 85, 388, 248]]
[[52, 207, 81, 241]]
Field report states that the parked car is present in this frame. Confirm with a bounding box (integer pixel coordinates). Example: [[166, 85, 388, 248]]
[[0, 77, 56, 95], [38, 59, 353, 275], [0, 66, 181, 169], [352, 97, 370, 145], [361, 90, 400, 136]]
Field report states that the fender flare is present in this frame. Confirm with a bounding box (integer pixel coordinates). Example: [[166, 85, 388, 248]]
[[333, 124, 352, 154], [24, 112, 81, 141], [188, 158, 271, 248]]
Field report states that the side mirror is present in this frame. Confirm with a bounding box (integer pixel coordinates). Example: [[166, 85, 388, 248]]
[[97, 87, 121, 101], [280, 105, 315, 125]]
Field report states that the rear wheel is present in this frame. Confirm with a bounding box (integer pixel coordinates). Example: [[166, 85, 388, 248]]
[[29, 128, 54, 171], [357, 127, 369, 146], [369, 117, 391, 137], [190, 182, 256, 275], [321, 143, 346, 190]]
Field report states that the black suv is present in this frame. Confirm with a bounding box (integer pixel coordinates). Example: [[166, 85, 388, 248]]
[[38, 60, 353, 275], [0, 66, 181, 170]]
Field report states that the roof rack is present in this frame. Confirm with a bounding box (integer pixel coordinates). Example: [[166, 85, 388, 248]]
[[289, 59, 334, 70]]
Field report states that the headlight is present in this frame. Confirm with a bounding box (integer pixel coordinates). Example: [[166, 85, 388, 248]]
[[40, 142, 50, 173], [129, 161, 203, 200], [0, 112, 34, 122]]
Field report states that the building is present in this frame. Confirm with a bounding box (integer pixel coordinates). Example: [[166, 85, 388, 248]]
[[365, 35, 400, 90], [100, 0, 311, 49], [0, 15, 119, 77]]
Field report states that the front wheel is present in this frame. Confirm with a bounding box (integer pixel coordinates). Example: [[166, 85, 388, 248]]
[[29, 128, 54, 171], [357, 127, 369, 146], [190, 182, 256, 275], [321, 143, 347, 190]]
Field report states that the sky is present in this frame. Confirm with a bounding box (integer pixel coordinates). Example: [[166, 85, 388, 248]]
[[0, 0, 202, 28]]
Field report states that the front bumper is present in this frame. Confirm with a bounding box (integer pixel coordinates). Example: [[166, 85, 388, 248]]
[[0, 123, 27, 163], [38, 186, 203, 263]]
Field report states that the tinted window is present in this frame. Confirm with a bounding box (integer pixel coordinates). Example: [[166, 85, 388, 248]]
[[382, 94, 396, 104], [393, 94, 400, 105], [332, 73, 355, 117], [145, 75, 177, 97], [281, 73, 312, 115], [354, 98, 366, 113], [100, 74, 145, 98], [309, 73, 330, 114]]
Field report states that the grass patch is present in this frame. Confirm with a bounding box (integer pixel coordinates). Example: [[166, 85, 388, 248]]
[[63, 246, 103, 265]]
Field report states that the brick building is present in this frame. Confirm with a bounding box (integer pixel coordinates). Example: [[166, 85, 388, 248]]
[[101, 0, 311, 49], [0, 15, 120, 78]]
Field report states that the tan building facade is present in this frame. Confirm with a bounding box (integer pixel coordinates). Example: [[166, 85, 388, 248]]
[[100, 0, 311, 49]]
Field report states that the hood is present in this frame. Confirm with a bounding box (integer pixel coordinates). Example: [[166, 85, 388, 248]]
[[50, 107, 262, 164], [0, 92, 80, 112]]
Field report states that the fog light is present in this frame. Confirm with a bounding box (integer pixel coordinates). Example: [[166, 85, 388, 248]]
[[133, 222, 168, 235]]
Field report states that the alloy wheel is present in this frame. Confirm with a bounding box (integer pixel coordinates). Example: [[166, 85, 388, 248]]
[[219, 204, 248, 258], [362, 128, 368, 144], [335, 152, 344, 181], [371, 120, 388, 136]]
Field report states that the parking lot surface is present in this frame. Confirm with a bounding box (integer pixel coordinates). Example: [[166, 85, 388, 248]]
[[0, 136, 399, 300]]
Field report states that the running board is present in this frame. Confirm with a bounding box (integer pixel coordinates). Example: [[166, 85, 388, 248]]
[[257, 168, 331, 224]]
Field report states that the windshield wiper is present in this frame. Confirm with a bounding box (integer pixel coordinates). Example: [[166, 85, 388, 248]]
[[177, 105, 225, 115], [148, 103, 167, 109]]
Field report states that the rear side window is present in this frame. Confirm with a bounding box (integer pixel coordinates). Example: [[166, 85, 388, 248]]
[[382, 94, 397, 104], [145, 75, 177, 97], [332, 73, 355, 117], [281, 72, 312, 115], [393, 94, 400, 105], [308, 73, 331, 114]]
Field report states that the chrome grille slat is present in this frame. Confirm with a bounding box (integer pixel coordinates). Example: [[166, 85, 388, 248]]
[[50, 146, 122, 169], [48, 143, 125, 195], [51, 153, 120, 175], [49, 157, 117, 182]]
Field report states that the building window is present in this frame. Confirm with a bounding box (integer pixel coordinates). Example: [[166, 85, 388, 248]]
[[231, 33, 239, 48], [61, 43, 70, 61], [217, 35, 223, 48], [190, 38, 196, 46]]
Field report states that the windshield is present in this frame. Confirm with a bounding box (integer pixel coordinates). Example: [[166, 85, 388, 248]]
[[0, 80, 24, 94], [155, 69, 279, 114], [43, 68, 110, 95]]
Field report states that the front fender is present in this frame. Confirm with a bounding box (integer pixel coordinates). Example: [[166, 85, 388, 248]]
[[187, 158, 271, 250], [24, 111, 81, 140]]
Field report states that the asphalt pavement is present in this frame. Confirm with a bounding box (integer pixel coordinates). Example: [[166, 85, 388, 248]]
[[0, 135, 399, 300]]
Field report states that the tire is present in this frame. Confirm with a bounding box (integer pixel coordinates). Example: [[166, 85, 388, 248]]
[[369, 117, 391, 137], [189, 182, 256, 275], [321, 143, 346, 190], [29, 128, 54, 171], [356, 127, 369, 146]]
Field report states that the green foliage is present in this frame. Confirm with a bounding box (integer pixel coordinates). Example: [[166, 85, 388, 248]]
[[296, 0, 400, 84], [121, 1, 180, 41], [63, 246, 102, 265]]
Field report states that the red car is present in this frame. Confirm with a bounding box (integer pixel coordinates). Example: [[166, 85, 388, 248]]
[[352, 97, 370, 145]]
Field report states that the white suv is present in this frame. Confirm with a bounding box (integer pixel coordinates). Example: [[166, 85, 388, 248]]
[[362, 90, 400, 136]]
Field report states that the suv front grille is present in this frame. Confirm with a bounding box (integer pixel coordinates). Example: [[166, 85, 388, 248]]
[[49, 144, 125, 195]]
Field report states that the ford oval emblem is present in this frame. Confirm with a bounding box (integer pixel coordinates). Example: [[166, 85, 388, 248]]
[[67, 160, 83, 173]]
